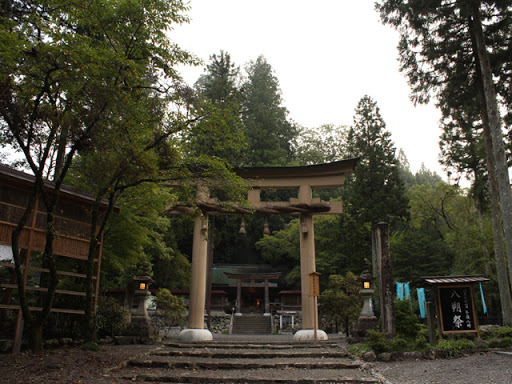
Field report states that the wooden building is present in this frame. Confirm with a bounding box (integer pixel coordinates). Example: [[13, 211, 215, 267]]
[[0, 164, 109, 352]]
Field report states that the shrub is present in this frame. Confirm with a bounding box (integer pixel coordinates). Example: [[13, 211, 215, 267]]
[[347, 343, 370, 357], [80, 341, 100, 351], [415, 335, 430, 350], [366, 330, 388, 354], [481, 326, 512, 340], [437, 338, 475, 357], [388, 337, 409, 352], [500, 337, 512, 348], [395, 299, 419, 340], [96, 296, 129, 337], [152, 289, 187, 337]]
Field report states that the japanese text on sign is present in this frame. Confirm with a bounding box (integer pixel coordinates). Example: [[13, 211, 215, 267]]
[[438, 286, 476, 333], [309, 272, 320, 297]]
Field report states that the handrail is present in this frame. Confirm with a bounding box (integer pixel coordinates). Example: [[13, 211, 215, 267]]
[[229, 307, 235, 334]]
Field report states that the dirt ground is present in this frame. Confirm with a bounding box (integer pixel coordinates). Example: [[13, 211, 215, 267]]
[[0, 344, 156, 384], [1, 343, 511, 384]]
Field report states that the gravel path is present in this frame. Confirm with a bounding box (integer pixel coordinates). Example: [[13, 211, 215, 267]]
[[371, 352, 512, 384]]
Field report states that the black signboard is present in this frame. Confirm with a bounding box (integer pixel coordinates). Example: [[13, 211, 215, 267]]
[[438, 285, 477, 334]]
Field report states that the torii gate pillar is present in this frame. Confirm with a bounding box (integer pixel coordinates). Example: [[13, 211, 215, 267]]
[[294, 185, 328, 341], [179, 187, 213, 342]]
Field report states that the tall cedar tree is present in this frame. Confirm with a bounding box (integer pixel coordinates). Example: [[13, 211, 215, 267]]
[[187, 51, 247, 165], [344, 96, 409, 227], [241, 56, 297, 167], [376, 0, 512, 325]]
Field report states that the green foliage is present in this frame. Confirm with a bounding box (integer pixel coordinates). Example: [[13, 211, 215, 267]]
[[187, 51, 247, 165], [80, 342, 101, 352], [437, 339, 475, 357], [366, 330, 388, 354], [395, 299, 419, 340], [0, 0, 197, 350], [391, 182, 495, 290], [347, 343, 370, 357], [256, 214, 370, 288], [96, 297, 129, 337], [415, 335, 429, 350], [499, 337, 512, 348], [292, 124, 349, 165], [241, 55, 298, 166], [344, 95, 409, 227], [152, 288, 187, 336], [388, 337, 410, 352], [319, 273, 361, 336], [481, 326, 512, 340], [98, 184, 178, 289]]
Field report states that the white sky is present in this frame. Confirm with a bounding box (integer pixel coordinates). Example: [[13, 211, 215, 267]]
[[170, 0, 445, 176]]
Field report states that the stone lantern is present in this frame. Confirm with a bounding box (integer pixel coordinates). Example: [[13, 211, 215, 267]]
[[355, 259, 378, 336], [125, 262, 156, 339]]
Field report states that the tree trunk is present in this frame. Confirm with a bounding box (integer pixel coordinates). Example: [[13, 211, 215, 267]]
[[84, 191, 115, 342], [482, 117, 512, 325], [468, 12, 512, 325], [470, 4, 512, 294], [29, 322, 44, 353]]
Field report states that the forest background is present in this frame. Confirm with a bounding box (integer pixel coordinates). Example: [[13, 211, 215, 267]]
[[1, 0, 511, 349]]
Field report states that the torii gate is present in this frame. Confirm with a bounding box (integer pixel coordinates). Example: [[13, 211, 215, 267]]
[[167, 159, 357, 341]]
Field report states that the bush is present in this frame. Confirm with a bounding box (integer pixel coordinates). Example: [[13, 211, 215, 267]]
[[388, 337, 409, 352], [96, 296, 129, 337], [395, 299, 419, 340], [347, 343, 370, 357], [366, 330, 388, 354], [437, 338, 475, 357], [500, 337, 512, 348], [80, 341, 100, 351], [481, 326, 512, 340], [152, 289, 186, 337], [415, 335, 430, 350]]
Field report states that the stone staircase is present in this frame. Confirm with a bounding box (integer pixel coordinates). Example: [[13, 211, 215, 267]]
[[231, 314, 272, 335], [113, 339, 382, 383]]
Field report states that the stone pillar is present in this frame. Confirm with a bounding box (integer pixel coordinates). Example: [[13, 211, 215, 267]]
[[264, 279, 270, 316], [294, 185, 327, 341], [235, 278, 242, 316], [179, 188, 213, 342]]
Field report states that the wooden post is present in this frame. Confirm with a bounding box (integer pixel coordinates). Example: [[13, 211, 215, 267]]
[[378, 222, 395, 337], [309, 272, 320, 343], [426, 299, 437, 346]]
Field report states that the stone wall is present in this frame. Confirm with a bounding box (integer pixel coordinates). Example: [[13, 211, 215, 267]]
[[208, 313, 231, 334]]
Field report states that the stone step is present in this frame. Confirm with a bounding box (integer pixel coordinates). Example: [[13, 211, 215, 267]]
[[232, 315, 272, 335], [151, 349, 349, 359], [118, 368, 381, 383], [112, 336, 382, 384], [128, 359, 362, 370], [163, 342, 342, 349]]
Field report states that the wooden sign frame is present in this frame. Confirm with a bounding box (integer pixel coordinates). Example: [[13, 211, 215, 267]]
[[437, 284, 478, 335]]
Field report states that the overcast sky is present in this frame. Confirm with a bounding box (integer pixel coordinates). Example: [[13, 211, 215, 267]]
[[171, 0, 446, 177]]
